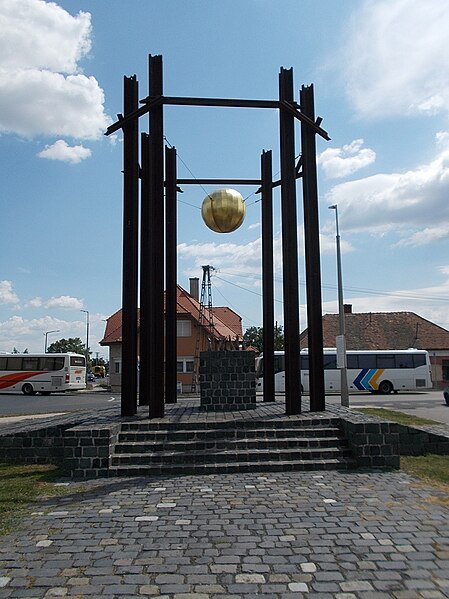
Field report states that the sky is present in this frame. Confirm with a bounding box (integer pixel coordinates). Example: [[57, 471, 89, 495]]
[[2, 0, 449, 360]]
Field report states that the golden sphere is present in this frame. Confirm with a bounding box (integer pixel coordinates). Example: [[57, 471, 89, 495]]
[[201, 189, 246, 233]]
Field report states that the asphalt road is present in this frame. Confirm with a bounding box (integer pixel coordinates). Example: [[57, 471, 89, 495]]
[[0, 388, 448, 425]]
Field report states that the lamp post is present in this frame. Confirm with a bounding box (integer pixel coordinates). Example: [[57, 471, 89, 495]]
[[328, 204, 349, 407], [44, 330, 60, 353], [80, 310, 90, 375]]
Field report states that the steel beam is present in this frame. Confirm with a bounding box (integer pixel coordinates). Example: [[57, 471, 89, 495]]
[[279, 68, 301, 415], [139, 132, 150, 406], [300, 84, 325, 411], [121, 75, 139, 417], [261, 150, 275, 402], [147, 55, 165, 419], [165, 146, 178, 404]]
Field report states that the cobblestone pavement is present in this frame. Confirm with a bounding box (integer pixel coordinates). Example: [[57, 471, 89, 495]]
[[1, 469, 449, 598]]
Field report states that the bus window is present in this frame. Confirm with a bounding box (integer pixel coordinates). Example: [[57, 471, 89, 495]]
[[274, 355, 285, 374], [358, 354, 376, 369], [300, 355, 309, 370], [70, 356, 86, 367], [23, 357, 39, 371], [395, 354, 414, 368], [7, 357, 22, 371], [413, 354, 426, 368], [377, 354, 396, 369], [346, 354, 358, 369], [323, 354, 337, 369]]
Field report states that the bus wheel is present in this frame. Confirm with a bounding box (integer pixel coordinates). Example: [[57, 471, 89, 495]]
[[22, 383, 35, 396], [378, 380, 393, 394]]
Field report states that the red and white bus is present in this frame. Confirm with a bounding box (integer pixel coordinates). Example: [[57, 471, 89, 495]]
[[0, 353, 86, 395]]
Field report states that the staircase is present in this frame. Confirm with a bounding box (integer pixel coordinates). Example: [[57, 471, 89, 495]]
[[109, 416, 356, 477]]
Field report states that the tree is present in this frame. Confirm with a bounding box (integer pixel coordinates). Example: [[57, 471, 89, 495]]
[[47, 337, 86, 355], [243, 325, 284, 352]]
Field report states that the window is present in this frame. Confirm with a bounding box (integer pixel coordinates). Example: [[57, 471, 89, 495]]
[[23, 357, 39, 371], [114, 360, 121, 374], [377, 354, 396, 369], [300, 355, 309, 370], [177, 357, 194, 373], [70, 356, 85, 366], [323, 354, 337, 369], [413, 354, 426, 368], [177, 320, 192, 337], [38, 357, 64, 371], [395, 354, 414, 368], [442, 360, 449, 381], [6, 357, 22, 371], [347, 354, 359, 369], [358, 354, 376, 369]]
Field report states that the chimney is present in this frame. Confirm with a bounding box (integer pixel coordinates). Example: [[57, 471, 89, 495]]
[[344, 304, 352, 314], [189, 277, 199, 300]]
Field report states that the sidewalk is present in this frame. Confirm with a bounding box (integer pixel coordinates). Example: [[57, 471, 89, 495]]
[[1, 468, 449, 598]]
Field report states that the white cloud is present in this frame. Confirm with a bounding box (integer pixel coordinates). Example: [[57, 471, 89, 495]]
[[318, 139, 376, 179], [0, 281, 19, 305], [0, 0, 110, 140], [0, 0, 91, 73], [38, 140, 91, 164], [26, 297, 43, 308], [325, 136, 449, 243], [45, 295, 84, 310], [341, 0, 449, 119]]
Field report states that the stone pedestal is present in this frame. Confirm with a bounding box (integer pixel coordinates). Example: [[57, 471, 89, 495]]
[[200, 351, 256, 411]]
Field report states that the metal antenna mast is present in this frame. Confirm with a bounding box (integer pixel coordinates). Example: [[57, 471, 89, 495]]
[[191, 265, 215, 392]]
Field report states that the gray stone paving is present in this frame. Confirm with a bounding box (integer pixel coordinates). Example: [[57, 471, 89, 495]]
[[1, 469, 449, 598]]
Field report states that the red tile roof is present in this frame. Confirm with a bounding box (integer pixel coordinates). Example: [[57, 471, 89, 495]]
[[100, 285, 242, 345], [300, 311, 449, 351]]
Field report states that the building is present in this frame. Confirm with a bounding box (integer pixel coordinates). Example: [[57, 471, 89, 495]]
[[299, 305, 449, 389], [100, 280, 243, 392]]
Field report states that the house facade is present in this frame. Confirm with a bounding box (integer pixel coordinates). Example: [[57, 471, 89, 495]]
[[100, 280, 243, 392], [300, 305, 449, 389]]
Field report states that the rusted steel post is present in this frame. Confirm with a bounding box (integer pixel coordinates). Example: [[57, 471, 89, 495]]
[[121, 75, 139, 417], [279, 68, 301, 415], [300, 84, 325, 411], [261, 150, 275, 402], [147, 54, 165, 419], [139, 132, 150, 406], [165, 145, 178, 404]]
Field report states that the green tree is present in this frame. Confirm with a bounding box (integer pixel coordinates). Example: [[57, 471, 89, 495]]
[[243, 325, 284, 352], [47, 337, 86, 355]]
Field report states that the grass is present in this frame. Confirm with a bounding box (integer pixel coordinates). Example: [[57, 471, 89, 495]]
[[0, 463, 68, 536], [356, 407, 449, 496], [356, 407, 441, 427]]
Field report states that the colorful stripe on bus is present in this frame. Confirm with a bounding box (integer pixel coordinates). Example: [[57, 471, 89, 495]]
[[0, 371, 43, 390], [353, 368, 384, 391]]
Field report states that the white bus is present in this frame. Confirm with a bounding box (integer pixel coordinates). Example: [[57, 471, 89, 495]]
[[255, 348, 432, 394], [0, 353, 86, 395]]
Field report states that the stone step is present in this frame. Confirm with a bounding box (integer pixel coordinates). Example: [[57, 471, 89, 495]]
[[119, 416, 342, 432], [111, 446, 353, 466], [117, 426, 343, 443], [114, 435, 347, 454], [108, 457, 357, 477]]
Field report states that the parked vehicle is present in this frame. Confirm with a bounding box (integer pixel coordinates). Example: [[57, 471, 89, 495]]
[[0, 353, 86, 395], [256, 348, 432, 394]]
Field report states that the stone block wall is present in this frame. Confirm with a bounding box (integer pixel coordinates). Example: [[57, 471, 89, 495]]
[[200, 350, 256, 411], [63, 422, 121, 478], [339, 413, 401, 469]]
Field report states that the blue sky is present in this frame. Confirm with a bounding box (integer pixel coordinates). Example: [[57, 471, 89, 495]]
[[2, 0, 449, 359]]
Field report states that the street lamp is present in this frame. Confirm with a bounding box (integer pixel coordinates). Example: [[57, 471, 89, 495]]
[[44, 330, 60, 353], [328, 204, 349, 407], [80, 310, 90, 373]]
